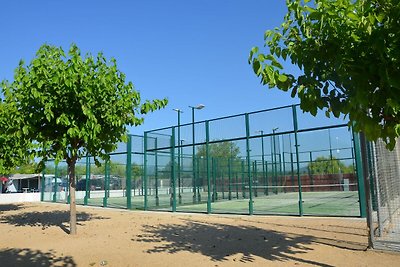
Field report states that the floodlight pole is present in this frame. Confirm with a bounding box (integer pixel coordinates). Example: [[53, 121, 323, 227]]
[[189, 104, 205, 203]]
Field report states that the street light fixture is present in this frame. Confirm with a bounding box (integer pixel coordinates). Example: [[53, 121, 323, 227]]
[[173, 108, 183, 204], [189, 104, 205, 203]]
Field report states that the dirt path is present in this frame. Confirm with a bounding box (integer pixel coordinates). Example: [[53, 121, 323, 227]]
[[0, 203, 399, 266]]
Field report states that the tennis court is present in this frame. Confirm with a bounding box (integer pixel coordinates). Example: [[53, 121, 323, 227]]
[[42, 105, 366, 219]]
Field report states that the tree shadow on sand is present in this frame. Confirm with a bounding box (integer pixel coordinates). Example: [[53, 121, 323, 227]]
[[134, 219, 334, 266], [238, 218, 368, 250], [0, 204, 25, 213], [0, 248, 76, 267], [0, 210, 109, 234]]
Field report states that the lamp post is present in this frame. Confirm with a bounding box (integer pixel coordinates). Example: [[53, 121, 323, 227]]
[[189, 104, 205, 203], [256, 130, 266, 195], [173, 108, 183, 204]]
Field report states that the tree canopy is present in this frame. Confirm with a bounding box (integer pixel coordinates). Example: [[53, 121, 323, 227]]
[[249, 0, 400, 149], [1, 43, 167, 234], [308, 156, 354, 174], [196, 141, 242, 174], [196, 141, 241, 160]]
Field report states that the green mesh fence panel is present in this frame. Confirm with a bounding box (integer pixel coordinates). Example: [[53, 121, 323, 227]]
[[296, 129, 359, 217], [85, 158, 105, 207], [103, 154, 127, 209], [74, 159, 86, 205], [209, 115, 246, 141], [248, 106, 293, 135]]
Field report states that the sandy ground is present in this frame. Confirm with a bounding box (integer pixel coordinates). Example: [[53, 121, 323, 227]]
[[0, 203, 399, 267]]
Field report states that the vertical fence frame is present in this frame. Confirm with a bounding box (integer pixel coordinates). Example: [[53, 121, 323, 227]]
[[206, 121, 212, 213], [245, 113, 253, 215], [292, 105, 303, 216], [126, 135, 132, 209]]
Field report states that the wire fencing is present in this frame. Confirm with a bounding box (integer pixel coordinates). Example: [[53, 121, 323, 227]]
[[41, 105, 365, 218], [367, 139, 400, 251]]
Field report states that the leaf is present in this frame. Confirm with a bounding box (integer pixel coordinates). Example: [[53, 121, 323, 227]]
[[252, 60, 262, 75], [308, 11, 321, 20], [248, 46, 259, 63], [282, 49, 288, 60], [375, 13, 385, 23], [271, 60, 283, 69], [325, 110, 331, 118], [347, 12, 358, 21], [278, 74, 288, 82]]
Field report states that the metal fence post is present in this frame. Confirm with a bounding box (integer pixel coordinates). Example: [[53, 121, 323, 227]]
[[143, 132, 148, 211], [206, 121, 212, 213], [290, 152, 295, 191], [265, 161, 269, 195], [228, 157, 232, 200], [84, 155, 90, 205], [171, 127, 177, 212], [352, 131, 367, 218], [213, 158, 217, 201], [155, 138, 159, 206], [245, 113, 253, 215], [292, 105, 303, 216], [103, 159, 109, 207], [241, 160, 245, 198], [40, 167, 45, 202], [197, 157, 201, 202], [126, 135, 132, 209], [53, 163, 58, 203]]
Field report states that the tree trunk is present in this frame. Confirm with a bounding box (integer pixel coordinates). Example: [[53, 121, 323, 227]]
[[68, 157, 77, 235]]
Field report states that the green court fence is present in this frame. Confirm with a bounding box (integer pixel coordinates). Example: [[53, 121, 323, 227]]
[[41, 104, 366, 218]]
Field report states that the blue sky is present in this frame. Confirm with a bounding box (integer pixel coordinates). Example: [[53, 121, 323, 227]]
[[0, 0, 302, 134], [0, 0, 348, 138]]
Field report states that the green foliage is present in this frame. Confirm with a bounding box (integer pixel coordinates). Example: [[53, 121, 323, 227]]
[[91, 161, 142, 179], [0, 101, 33, 174], [308, 156, 354, 175], [249, 0, 400, 149], [160, 141, 242, 179], [1, 43, 168, 166], [9, 162, 38, 174], [196, 141, 243, 174], [196, 141, 241, 160]]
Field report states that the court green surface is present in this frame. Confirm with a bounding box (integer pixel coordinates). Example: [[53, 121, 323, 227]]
[[56, 190, 360, 217]]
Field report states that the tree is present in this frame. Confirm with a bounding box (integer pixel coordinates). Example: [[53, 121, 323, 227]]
[[196, 141, 242, 174], [196, 141, 241, 160], [1, 44, 167, 234], [249, 0, 400, 149], [308, 156, 354, 175]]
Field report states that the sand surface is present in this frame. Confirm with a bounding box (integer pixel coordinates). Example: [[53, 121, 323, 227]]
[[0, 202, 399, 266]]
